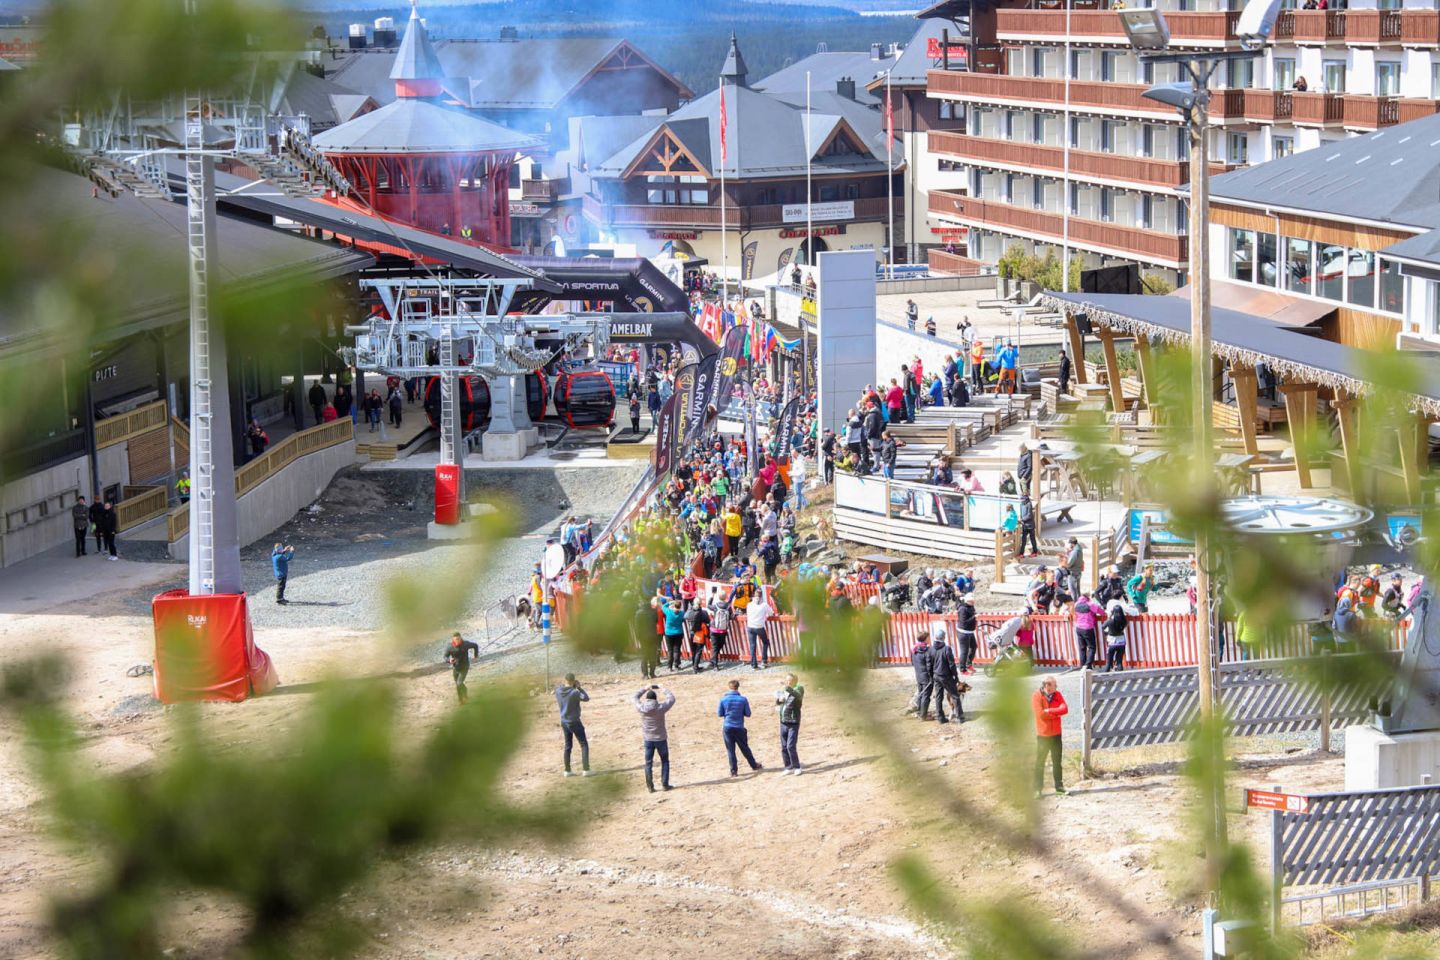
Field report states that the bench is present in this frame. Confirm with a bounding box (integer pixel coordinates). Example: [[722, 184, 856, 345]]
[[1041, 500, 1077, 524]]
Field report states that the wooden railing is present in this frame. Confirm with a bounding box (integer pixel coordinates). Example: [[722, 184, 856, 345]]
[[1291, 92, 1344, 125], [1342, 95, 1400, 130], [116, 485, 168, 532], [927, 249, 985, 276], [1399, 98, 1440, 124], [167, 418, 354, 542], [1292, 9, 1347, 42], [95, 400, 168, 449], [1400, 10, 1440, 46], [1277, 8, 1413, 43], [928, 131, 1235, 190], [1243, 88, 1292, 122], [995, 8, 1242, 43], [929, 190, 1186, 265], [928, 70, 1248, 120], [171, 417, 190, 463]]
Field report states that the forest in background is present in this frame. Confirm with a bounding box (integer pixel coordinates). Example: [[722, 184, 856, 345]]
[[302, 0, 919, 95]]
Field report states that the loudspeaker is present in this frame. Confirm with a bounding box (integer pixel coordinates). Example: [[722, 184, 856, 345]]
[[1073, 311, 1094, 336]]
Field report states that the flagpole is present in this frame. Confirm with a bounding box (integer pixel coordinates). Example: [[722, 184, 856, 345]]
[[804, 69, 812, 393], [886, 68, 894, 281], [719, 78, 729, 308]]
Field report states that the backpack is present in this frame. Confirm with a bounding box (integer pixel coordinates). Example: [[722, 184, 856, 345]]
[[702, 538, 719, 561]]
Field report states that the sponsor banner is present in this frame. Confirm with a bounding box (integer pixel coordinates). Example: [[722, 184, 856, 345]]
[[926, 37, 968, 64], [775, 396, 800, 461], [682, 354, 718, 444], [741, 240, 758, 281], [782, 200, 854, 224], [709, 325, 749, 416], [653, 393, 680, 477]]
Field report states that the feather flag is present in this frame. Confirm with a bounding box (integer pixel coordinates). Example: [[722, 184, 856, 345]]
[[719, 83, 729, 164], [762, 323, 778, 361], [884, 81, 894, 164]]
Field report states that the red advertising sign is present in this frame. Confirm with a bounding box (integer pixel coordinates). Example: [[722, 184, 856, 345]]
[[434, 464, 461, 525], [926, 37, 968, 64], [1245, 788, 1309, 814], [779, 225, 843, 239]]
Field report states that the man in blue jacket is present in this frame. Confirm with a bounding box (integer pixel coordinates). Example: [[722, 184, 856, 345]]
[[717, 678, 763, 776], [998, 340, 1020, 395], [271, 543, 295, 605]]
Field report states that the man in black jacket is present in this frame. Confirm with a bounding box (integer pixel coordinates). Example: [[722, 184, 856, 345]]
[[929, 630, 965, 724], [98, 501, 119, 560], [862, 403, 884, 475], [1019, 494, 1040, 557], [820, 429, 837, 484], [955, 594, 979, 675], [71, 495, 90, 557], [445, 632, 481, 703], [308, 381, 327, 424], [88, 497, 107, 556], [1058, 348, 1072, 396], [910, 632, 935, 720]]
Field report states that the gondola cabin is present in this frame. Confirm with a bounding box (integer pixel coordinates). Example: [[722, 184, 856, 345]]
[[424, 376, 490, 432], [526, 371, 548, 423], [552, 369, 615, 429]]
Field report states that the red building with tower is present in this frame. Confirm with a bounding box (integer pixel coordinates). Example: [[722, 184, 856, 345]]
[[312, 2, 540, 248]]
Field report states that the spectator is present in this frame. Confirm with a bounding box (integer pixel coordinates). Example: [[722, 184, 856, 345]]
[[661, 598, 686, 672], [308, 381, 327, 423], [554, 673, 592, 777], [98, 501, 119, 561], [1126, 564, 1155, 613], [910, 630, 934, 719], [1073, 593, 1100, 669], [71, 495, 89, 558], [905, 298, 919, 331], [1103, 600, 1129, 672], [718, 679, 763, 776], [633, 685, 676, 792], [746, 587, 774, 669], [929, 629, 966, 724], [1033, 675, 1069, 797], [271, 543, 294, 604], [774, 673, 805, 774]]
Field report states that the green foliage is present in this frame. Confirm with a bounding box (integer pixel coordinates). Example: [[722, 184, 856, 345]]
[[1140, 271, 1176, 296], [994, 243, 1080, 292]]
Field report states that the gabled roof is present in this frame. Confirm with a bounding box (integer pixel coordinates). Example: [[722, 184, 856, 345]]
[[594, 77, 898, 181], [329, 37, 692, 112], [1209, 113, 1440, 232], [261, 63, 376, 131], [312, 96, 539, 154], [619, 119, 713, 178], [391, 2, 445, 82]]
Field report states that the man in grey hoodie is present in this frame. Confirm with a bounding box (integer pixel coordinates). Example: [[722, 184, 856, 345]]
[[633, 684, 677, 792], [555, 673, 592, 777]]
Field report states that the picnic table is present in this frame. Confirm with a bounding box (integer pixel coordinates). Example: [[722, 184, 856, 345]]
[[1123, 449, 1167, 506], [1216, 452, 1256, 496]]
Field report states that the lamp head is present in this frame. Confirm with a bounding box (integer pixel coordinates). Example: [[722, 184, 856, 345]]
[[1236, 0, 1285, 48], [1143, 81, 1198, 114], [1118, 8, 1171, 51]]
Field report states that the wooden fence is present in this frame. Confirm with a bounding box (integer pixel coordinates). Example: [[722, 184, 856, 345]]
[[166, 418, 354, 542], [95, 400, 168, 449], [115, 485, 168, 531]]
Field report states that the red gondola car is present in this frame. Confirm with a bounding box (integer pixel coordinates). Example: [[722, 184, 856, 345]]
[[424, 376, 490, 432], [526, 370, 548, 423], [552, 369, 616, 429]]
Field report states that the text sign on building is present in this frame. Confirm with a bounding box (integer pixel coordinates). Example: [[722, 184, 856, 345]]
[[927, 37, 968, 65], [509, 201, 541, 217], [782, 200, 854, 224], [1245, 788, 1309, 814], [780, 224, 844, 239], [648, 230, 699, 240]]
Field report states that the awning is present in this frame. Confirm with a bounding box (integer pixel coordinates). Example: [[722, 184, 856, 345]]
[[1170, 280, 1335, 329], [1043, 290, 1440, 416]]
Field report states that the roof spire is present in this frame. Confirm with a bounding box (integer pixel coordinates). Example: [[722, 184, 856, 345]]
[[720, 31, 747, 88], [390, 0, 445, 97]]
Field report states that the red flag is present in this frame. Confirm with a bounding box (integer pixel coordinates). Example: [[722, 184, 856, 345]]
[[719, 82, 728, 163], [885, 88, 894, 163]]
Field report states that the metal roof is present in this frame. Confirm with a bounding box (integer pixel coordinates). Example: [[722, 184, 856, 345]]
[[753, 49, 899, 107], [391, 2, 445, 82], [1, 167, 373, 359], [883, 17, 969, 87], [311, 96, 540, 154]]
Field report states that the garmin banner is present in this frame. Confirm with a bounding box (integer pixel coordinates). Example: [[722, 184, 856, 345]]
[[709, 324, 748, 417], [672, 362, 697, 446], [775, 396, 800, 461], [681, 354, 717, 444], [653, 393, 680, 478]]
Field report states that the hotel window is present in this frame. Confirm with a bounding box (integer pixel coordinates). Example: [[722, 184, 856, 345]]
[[1100, 51, 1121, 83], [1433, 62, 1440, 99], [939, 99, 957, 120], [1007, 47, 1025, 76], [1283, 237, 1314, 294], [1322, 61, 1346, 94], [1376, 62, 1400, 97], [645, 175, 706, 205], [1101, 120, 1121, 153], [1379, 258, 1405, 315], [1229, 228, 1256, 283], [1379, 0, 1401, 10], [844, 183, 860, 200], [1100, 188, 1115, 223], [819, 185, 840, 202], [1273, 136, 1294, 159], [1033, 179, 1045, 210], [1346, 250, 1376, 308], [1141, 60, 1155, 85], [1431, 282, 1440, 335], [1273, 58, 1296, 92], [1226, 132, 1249, 165]]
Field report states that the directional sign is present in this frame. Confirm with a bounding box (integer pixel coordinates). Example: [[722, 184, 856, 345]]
[[1246, 788, 1309, 814]]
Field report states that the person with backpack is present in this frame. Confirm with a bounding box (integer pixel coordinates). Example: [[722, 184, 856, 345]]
[[718, 678, 763, 776], [684, 599, 711, 673], [1126, 564, 1155, 613], [1103, 599, 1129, 672], [1072, 593, 1100, 669], [903, 364, 920, 423], [633, 685, 676, 792], [757, 533, 781, 583], [554, 673, 592, 777], [774, 673, 805, 774], [929, 629, 966, 724], [709, 590, 733, 670], [955, 593, 979, 675]]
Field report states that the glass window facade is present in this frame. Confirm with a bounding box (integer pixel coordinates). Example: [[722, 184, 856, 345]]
[[1226, 227, 1403, 316]]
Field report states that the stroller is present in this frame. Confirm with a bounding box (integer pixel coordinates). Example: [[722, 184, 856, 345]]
[[984, 632, 1029, 677]]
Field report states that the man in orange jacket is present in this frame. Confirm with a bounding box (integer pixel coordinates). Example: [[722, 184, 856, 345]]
[[1033, 675, 1069, 797]]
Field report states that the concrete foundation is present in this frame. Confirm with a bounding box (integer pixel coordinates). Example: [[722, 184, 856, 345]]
[[481, 430, 529, 461], [1344, 724, 1440, 790]]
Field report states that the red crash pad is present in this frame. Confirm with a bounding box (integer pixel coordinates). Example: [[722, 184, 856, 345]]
[[151, 590, 278, 703]]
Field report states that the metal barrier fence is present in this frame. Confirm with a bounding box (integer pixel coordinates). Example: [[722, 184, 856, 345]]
[[1081, 654, 1396, 762], [1269, 783, 1440, 927]]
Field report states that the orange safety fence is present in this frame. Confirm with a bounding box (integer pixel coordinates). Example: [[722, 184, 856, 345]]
[[553, 588, 1407, 670]]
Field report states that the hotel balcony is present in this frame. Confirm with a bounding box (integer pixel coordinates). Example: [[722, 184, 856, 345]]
[[928, 70, 1250, 122], [995, 8, 1245, 46], [1273, 8, 1419, 44], [929, 189, 1186, 267], [928, 131, 1236, 192]]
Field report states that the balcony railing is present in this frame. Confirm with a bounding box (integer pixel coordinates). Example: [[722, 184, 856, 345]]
[[1401, 10, 1440, 46], [1276, 8, 1413, 43], [928, 249, 985, 277], [1342, 95, 1400, 130], [995, 8, 1243, 44], [1291, 92, 1344, 125], [929, 70, 1249, 120], [928, 131, 1235, 190], [1243, 88, 1293, 122], [520, 179, 564, 201], [1398, 98, 1440, 124], [582, 193, 895, 230], [929, 189, 1186, 265], [1291, 10, 1346, 42]]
